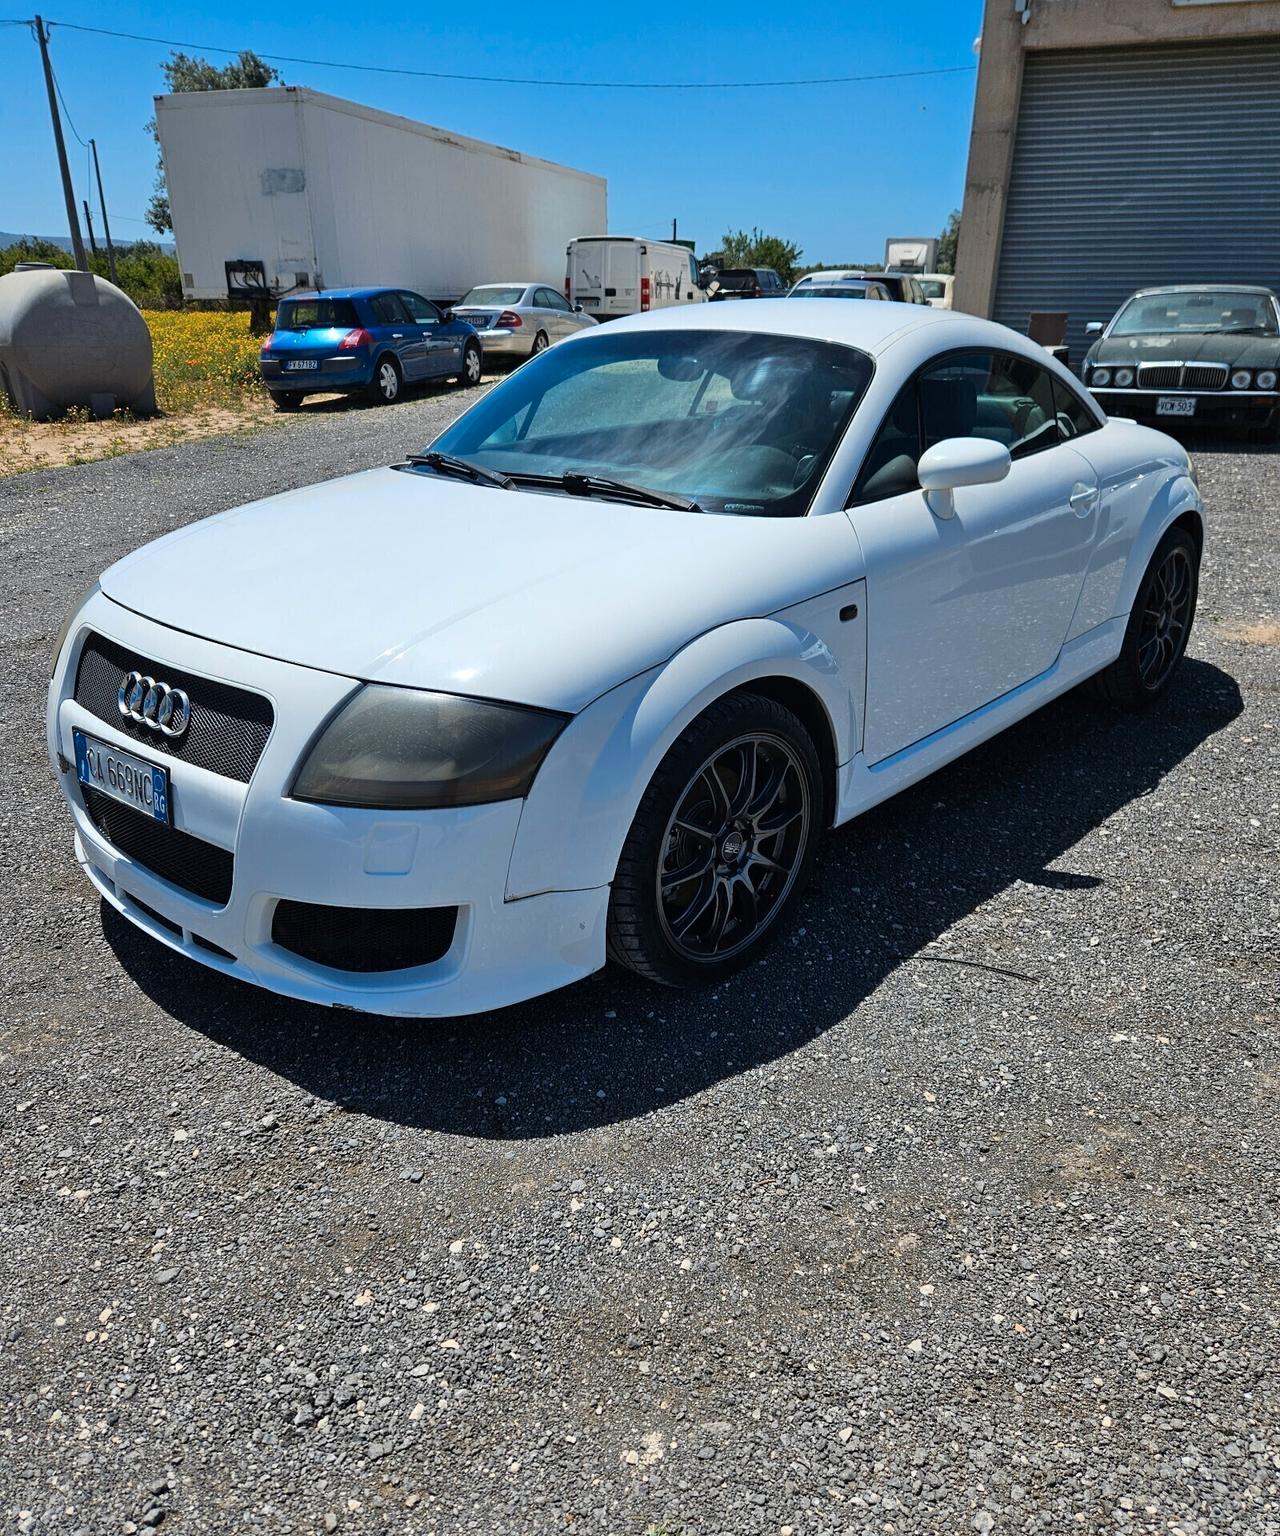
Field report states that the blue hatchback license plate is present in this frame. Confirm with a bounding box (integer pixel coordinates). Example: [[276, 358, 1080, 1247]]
[[73, 729, 171, 825], [284, 359, 319, 372]]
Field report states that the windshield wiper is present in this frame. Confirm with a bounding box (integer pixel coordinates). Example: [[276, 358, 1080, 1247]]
[[403, 452, 512, 490], [504, 469, 702, 513]]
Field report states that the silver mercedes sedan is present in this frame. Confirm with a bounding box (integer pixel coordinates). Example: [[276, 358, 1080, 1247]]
[[453, 282, 598, 362]]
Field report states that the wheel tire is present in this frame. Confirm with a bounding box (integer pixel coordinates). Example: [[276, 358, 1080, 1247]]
[[1090, 525, 1199, 708], [273, 391, 302, 412], [367, 355, 401, 405], [460, 341, 483, 386], [607, 691, 824, 989], [531, 330, 550, 356]]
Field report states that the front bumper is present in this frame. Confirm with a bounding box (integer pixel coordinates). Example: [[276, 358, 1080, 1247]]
[[1091, 386, 1279, 429], [48, 597, 608, 1017]]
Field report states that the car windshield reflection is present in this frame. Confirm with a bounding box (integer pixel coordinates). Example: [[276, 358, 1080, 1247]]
[[424, 329, 874, 518]]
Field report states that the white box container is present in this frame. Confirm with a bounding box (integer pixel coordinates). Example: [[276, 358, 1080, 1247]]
[[156, 86, 608, 302]]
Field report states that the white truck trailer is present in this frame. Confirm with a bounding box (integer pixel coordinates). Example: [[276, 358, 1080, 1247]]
[[565, 237, 706, 322], [156, 86, 607, 305]]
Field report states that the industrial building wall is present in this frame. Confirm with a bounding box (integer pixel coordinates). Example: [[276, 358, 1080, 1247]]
[[990, 37, 1280, 363]]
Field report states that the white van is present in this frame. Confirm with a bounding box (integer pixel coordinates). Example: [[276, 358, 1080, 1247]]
[[566, 237, 706, 321]]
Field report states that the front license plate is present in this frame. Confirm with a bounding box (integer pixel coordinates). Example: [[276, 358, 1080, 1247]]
[[284, 359, 319, 372], [73, 729, 171, 825], [1157, 396, 1196, 417]]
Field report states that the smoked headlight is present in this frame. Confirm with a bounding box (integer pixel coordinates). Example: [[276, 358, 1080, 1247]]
[[290, 685, 569, 810], [1257, 369, 1278, 391], [1091, 367, 1112, 388], [1113, 366, 1135, 388], [49, 579, 100, 678], [1231, 369, 1252, 390]]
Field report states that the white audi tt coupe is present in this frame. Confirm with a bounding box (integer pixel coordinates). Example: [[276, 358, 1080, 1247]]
[[48, 302, 1203, 1016]]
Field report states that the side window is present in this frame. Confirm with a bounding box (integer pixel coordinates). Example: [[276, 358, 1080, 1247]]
[[400, 291, 440, 324], [851, 384, 922, 504], [920, 351, 1059, 460], [1052, 375, 1101, 439], [538, 287, 570, 312], [370, 292, 411, 326]]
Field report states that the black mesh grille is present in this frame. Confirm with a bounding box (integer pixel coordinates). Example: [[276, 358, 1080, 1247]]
[[83, 787, 234, 906], [272, 901, 458, 973], [74, 633, 274, 783]]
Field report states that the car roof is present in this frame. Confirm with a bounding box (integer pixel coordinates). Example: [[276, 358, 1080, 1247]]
[[1129, 283, 1279, 298], [283, 287, 396, 301], [599, 296, 990, 357]]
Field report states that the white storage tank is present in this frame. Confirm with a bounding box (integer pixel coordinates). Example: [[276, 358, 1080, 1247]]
[[0, 266, 156, 420]]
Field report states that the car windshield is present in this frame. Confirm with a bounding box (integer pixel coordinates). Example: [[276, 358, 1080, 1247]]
[[460, 286, 527, 307], [790, 285, 872, 299], [1111, 291, 1278, 337], [276, 299, 358, 330], [426, 329, 874, 518]]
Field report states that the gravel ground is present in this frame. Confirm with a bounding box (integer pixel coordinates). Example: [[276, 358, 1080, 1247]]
[[1, 397, 1278, 1536]]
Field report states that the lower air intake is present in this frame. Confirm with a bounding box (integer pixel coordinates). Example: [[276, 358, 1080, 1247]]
[[271, 901, 458, 974]]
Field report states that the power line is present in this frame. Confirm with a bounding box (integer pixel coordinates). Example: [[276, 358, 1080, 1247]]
[[45, 18, 976, 91]]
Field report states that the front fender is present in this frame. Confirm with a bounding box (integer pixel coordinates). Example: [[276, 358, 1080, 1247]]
[[506, 595, 864, 899]]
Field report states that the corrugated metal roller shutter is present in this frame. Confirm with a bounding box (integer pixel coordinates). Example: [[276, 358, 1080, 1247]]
[[993, 38, 1280, 368]]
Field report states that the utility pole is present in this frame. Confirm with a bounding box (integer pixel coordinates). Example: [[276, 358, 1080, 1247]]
[[82, 198, 99, 256], [34, 15, 88, 270], [90, 139, 118, 284], [672, 217, 678, 243]]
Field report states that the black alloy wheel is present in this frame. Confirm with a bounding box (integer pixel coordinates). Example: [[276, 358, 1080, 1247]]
[[608, 692, 823, 987]]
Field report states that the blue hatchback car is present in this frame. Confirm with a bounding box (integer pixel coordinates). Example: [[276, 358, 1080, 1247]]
[[259, 287, 484, 409]]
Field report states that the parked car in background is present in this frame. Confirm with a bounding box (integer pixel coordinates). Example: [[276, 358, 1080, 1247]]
[[260, 288, 483, 409], [785, 279, 893, 301], [790, 270, 928, 304], [1082, 284, 1280, 439], [51, 302, 1203, 1015], [707, 268, 786, 301], [566, 237, 706, 322], [453, 283, 597, 362], [918, 274, 955, 310]]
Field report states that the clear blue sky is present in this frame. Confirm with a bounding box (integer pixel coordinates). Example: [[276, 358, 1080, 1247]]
[[1, 1, 983, 260]]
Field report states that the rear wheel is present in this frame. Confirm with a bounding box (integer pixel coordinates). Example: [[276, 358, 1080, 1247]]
[[273, 391, 302, 412], [367, 355, 401, 405], [459, 340, 483, 386], [1091, 526, 1199, 708], [607, 692, 823, 988], [531, 330, 550, 356]]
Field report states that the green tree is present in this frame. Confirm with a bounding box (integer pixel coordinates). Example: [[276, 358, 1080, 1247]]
[[0, 238, 182, 307], [719, 227, 804, 287], [936, 209, 961, 275], [146, 50, 282, 233]]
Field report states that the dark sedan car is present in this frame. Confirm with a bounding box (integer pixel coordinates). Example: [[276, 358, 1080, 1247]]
[[707, 268, 786, 301], [259, 287, 484, 409], [1082, 284, 1280, 439]]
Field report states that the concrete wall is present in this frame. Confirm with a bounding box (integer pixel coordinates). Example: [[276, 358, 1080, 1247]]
[[954, 0, 1280, 317]]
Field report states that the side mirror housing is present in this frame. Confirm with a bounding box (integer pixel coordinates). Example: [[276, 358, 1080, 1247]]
[[442, 307, 456, 323], [917, 437, 1012, 519], [1084, 321, 1104, 336], [573, 301, 584, 312]]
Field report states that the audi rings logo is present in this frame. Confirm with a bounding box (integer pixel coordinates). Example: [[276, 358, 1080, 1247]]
[[117, 670, 192, 740]]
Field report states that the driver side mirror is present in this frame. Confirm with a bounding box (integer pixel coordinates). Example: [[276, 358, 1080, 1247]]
[[442, 307, 456, 323], [1084, 321, 1104, 336], [917, 437, 1011, 520], [573, 302, 584, 313]]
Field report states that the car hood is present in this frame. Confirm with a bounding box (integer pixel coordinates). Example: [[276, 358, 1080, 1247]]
[[1088, 331, 1280, 368], [98, 466, 860, 713]]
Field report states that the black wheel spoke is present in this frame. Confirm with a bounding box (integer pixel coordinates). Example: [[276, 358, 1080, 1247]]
[[661, 852, 715, 892]]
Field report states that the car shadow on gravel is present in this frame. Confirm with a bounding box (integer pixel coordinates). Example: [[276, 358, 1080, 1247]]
[[105, 659, 1243, 1138]]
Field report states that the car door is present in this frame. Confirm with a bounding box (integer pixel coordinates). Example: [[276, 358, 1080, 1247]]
[[848, 348, 1102, 763], [369, 292, 420, 378], [539, 286, 581, 338], [399, 291, 453, 377]]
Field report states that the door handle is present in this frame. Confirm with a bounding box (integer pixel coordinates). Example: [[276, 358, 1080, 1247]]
[[392, 332, 405, 338], [1069, 483, 1099, 517]]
